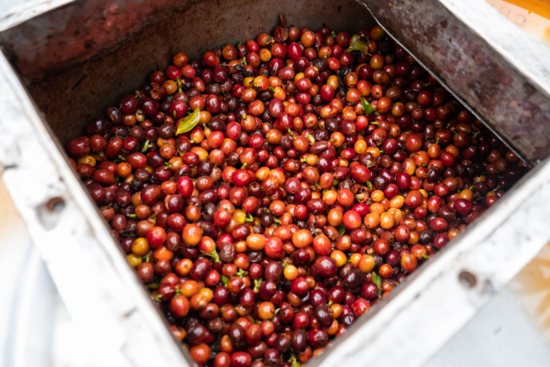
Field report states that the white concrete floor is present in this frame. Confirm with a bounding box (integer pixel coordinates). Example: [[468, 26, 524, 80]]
[[0, 176, 94, 367]]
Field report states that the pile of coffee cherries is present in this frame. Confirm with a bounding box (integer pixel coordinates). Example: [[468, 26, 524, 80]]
[[66, 18, 527, 367]]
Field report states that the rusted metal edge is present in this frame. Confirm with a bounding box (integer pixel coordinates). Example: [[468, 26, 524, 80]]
[[353, 0, 533, 167]]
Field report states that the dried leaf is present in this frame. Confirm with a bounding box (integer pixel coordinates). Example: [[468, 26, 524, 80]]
[[346, 35, 371, 55], [176, 108, 200, 135]]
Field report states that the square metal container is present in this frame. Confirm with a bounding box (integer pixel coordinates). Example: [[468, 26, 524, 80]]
[[1, 0, 550, 366]]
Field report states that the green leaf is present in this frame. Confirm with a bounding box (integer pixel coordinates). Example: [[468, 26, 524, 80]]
[[336, 223, 346, 235], [360, 97, 375, 115], [372, 272, 382, 299], [366, 181, 373, 190], [146, 282, 158, 289], [221, 275, 229, 286], [374, 111, 381, 116], [422, 253, 430, 260], [176, 107, 200, 135], [273, 217, 282, 225], [346, 35, 371, 55]]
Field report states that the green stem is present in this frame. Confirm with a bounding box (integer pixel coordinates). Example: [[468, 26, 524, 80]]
[[288, 128, 296, 139], [204, 249, 220, 263], [141, 139, 151, 153], [253, 278, 262, 293], [237, 269, 247, 278]]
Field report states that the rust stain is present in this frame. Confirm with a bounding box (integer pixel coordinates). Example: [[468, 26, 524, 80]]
[[362, 0, 550, 163], [17, 0, 375, 146], [3, 0, 550, 162]]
